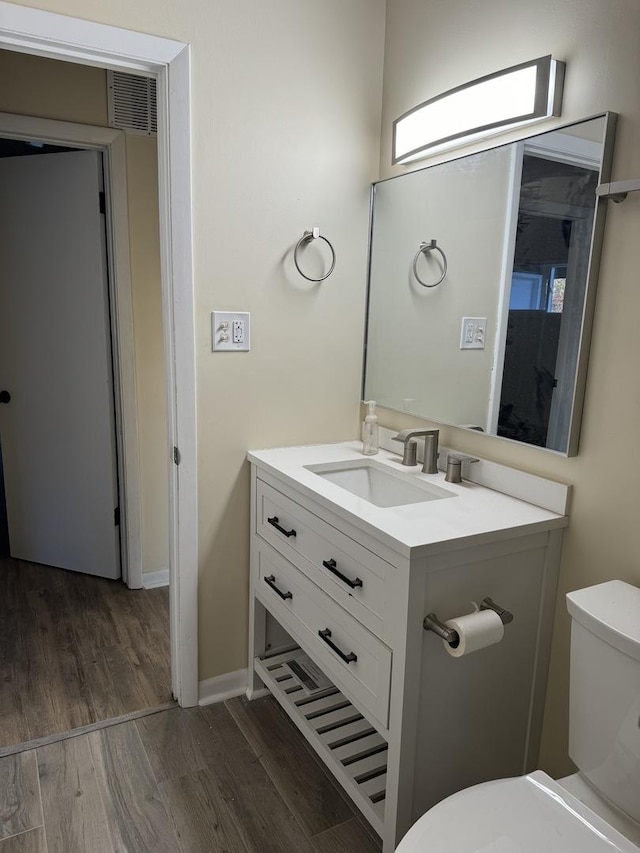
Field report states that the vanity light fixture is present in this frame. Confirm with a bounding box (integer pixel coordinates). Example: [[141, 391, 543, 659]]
[[393, 55, 565, 165]]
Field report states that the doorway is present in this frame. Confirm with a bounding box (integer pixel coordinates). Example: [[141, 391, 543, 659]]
[[0, 126, 174, 749], [0, 3, 198, 718]]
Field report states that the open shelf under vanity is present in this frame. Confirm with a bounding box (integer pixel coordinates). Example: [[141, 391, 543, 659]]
[[255, 647, 387, 835]]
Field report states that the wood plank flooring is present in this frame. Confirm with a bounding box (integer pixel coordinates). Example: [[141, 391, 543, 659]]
[[0, 558, 171, 750], [0, 699, 381, 852]]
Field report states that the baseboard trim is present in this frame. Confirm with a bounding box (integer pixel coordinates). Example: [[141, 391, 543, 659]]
[[142, 568, 170, 589], [246, 686, 270, 700], [198, 668, 248, 706]]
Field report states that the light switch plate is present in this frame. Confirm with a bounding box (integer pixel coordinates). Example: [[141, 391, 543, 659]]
[[460, 317, 487, 350], [212, 311, 251, 351]]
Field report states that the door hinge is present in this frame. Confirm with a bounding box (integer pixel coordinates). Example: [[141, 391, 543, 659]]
[[99, 191, 106, 215], [173, 446, 181, 465], [114, 506, 120, 526]]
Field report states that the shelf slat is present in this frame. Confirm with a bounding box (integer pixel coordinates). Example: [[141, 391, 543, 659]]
[[345, 751, 389, 780], [359, 772, 387, 799], [332, 731, 387, 764], [320, 717, 375, 748], [309, 705, 364, 734]]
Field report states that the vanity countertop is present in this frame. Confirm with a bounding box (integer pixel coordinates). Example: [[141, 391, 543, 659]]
[[248, 442, 568, 559]]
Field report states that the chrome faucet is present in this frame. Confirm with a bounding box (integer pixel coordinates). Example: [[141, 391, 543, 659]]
[[391, 428, 440, 474]]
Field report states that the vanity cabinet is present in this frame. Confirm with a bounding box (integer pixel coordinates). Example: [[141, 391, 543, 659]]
[[247, 445, 567, 852]]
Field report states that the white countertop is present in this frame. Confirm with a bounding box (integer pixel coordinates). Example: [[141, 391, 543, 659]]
[[248, 442, 568, 558]]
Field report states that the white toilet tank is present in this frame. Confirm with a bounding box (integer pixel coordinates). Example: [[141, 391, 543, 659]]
[[567, 580, 640, 823]]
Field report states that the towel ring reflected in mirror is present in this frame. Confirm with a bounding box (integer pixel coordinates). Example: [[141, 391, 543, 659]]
[[412, 239, 448, 288]]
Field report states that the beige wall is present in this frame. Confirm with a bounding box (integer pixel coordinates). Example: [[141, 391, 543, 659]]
[[0, 49, 108, 124], [379, 0, 640, 777], [0, 49, 169, 576], [3, 1, 387, 681], [124, 134, 168, 574], [189, 1, 385, 678]]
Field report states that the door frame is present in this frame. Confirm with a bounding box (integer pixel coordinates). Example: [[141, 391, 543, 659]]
[[487, 142, 523, 435], [0, 111, 144, 590], [0, 3, 199, 707]]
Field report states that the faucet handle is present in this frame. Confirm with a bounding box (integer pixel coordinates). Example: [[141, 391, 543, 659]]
[[392, 433, 418, 466], [444, 453, 479, 483]]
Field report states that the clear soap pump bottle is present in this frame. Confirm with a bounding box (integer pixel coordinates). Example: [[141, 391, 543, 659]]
[[362, 400, 379, 456]]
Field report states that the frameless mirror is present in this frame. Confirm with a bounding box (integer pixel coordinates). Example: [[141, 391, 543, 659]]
[[363, 113, 616, 455]]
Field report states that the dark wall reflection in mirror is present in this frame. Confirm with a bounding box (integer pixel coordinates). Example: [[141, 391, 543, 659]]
[[363, 114, 616, 456]]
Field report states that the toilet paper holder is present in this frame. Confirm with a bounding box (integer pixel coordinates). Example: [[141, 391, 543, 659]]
[[424, 597, 514, 646]]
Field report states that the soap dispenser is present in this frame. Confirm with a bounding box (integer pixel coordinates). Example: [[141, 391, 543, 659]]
[[362, 400, 379, 456]]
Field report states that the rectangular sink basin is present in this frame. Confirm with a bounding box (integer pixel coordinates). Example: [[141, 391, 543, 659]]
[[305, 459, 455, 508]]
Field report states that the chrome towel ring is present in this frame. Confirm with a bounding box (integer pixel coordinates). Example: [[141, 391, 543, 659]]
[[412, 238, 447, 288], [294, 227, 336, 282]]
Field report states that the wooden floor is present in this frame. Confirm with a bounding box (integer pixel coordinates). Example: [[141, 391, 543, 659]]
[[0, 697, 381, 852], [0, 558, 171, 750]]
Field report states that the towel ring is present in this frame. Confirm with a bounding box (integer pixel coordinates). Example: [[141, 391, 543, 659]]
[[412, 238, 447, 288], [294, 227, 336, 282]]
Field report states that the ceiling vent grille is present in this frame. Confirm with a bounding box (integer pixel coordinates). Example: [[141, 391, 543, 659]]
[[107, 71, 157, 136]]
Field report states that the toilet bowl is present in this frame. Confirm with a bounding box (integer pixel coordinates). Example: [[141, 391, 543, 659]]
[[395, 770, 640, 852], [396, 580, 640, 852]]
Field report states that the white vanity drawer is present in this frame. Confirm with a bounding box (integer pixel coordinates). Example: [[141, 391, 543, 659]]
[[256, 477, 392, 639], [256, 543, 392, 729]]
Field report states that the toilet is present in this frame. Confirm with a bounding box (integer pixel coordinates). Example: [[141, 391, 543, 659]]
[[396, 580, 640, 852]]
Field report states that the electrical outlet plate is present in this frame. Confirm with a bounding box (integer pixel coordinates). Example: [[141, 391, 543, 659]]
[[212, 311, 251, 351], [460, 317, 487, 350]]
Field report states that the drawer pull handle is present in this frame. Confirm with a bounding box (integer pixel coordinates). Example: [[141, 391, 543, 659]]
[[267, 516, 297, 538], [264, 574, 293, 601], [322, 559, 363, 590], [318, 628, 357, 664]]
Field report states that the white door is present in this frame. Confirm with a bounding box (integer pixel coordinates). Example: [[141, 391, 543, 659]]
[[0, 149, 120, 579]]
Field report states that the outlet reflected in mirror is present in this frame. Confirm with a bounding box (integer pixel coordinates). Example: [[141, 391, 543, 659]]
[[363, 113, 617, 456]]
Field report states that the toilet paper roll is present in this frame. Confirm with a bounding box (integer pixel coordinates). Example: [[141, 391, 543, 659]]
[[443, 608, 504, 657]]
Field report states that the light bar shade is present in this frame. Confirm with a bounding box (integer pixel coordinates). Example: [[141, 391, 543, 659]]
[[393, 56, 564, 165]]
